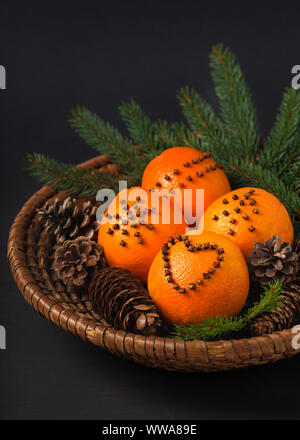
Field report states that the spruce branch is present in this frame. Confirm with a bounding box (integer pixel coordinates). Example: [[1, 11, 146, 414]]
[[26, 153, 123, 198], [224, 157, 300, 232], [260, 88, 300, 175], [119, 99, 202, 154], [169, 122, 203, 149], [151, 120, 180, 149], [291, 154, 300, 194], [69, 105, 143, 175], [119, 99, 157, 153], [277, 134, 300, 190], [171, 281, 283, 341], [149, 120, 202, 151], [177, 86, 231, 161], [210, 44, 260, 158], [282, 145, 300, 191]]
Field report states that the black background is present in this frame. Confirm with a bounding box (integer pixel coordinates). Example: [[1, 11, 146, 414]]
[[1, 1, 300, 420]]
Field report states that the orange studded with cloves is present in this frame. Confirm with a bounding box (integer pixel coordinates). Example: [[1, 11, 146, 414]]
[[148, 231, 249, 325], [98, 186, 187, 283], [200, 187, 294, 259], [141, 146, 231, 223]]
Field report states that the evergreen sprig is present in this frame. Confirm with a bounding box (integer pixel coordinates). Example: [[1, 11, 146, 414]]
[[171, 281, 283, 341], [260, 88, 300, 180], [27, 153, 121, 198], [69, 105, 145, 177], [177, 86, 231, 161], [210, 43, 261, 158], [119, 99, 203, 153], [119, 99, 157, 153], [224, 157, 300, 229], [177, 47, 300, 234]]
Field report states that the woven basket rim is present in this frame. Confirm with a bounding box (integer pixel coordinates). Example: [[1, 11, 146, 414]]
[[7, 155, 300, 372]]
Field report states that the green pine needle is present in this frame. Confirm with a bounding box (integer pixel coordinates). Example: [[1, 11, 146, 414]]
[[210, 43, 261, 158], [171, 280, 283, 341], [119, 99, 156, 152], [26, 152, 121, 198], [222, 157, 300, 235], [69, 105, 145, 176], [260, 88, 300, 176], [69, 105, 131, 154], [119, 99, 202, 155], [177, 86, 232, 162]]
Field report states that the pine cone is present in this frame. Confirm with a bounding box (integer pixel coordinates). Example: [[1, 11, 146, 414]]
[[250, 283, 300, 335], [294, 237, 300, 256], [89, 267, 165, 336], [250, 237, 300, 335], [54, 236, 106, 288], [248, 235, 299, 286], [38, 196, 99, 244]]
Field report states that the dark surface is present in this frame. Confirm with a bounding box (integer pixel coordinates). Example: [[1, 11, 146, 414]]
[[1, 1, 300, 420]]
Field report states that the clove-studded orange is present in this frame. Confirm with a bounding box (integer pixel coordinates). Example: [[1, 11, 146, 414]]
[[141, 146, 231, 224], [200, 187, 294, 260], [98, 187, 187, 283], [148, 231, 249, 325]]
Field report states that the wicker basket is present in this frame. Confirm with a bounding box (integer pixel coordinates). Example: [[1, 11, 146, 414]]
[[7, 155, 300, 372]]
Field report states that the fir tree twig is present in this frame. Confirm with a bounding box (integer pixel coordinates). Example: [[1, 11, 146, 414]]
[[171, 281, 283, 341], [223, 157, 300, 233], [177, 86, 231, 161], [210, 43, 261, 158], [119, 99, 203, 154], [69, 105, 144, 176], [27, 153, 123, 198], [260, 88, 300, 180], [119, 99, 156, 153]]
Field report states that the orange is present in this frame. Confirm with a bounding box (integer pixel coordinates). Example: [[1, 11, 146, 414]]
[[200, 187, 294, 260], [98, 186, 187, 283], [141, 146, 231, 224], [148, 231, 249, 325]]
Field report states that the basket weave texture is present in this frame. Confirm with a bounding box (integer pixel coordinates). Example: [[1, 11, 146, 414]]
[[7, 155, 300, 372]]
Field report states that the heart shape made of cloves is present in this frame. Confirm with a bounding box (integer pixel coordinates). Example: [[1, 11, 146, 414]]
[[160, 235, 226, 294]]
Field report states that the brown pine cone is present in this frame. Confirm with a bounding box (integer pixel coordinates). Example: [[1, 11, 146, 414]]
[[89, 267, 165, 336], [250, 237, 300, 336], [38, 196, 99, 244], [53, 236, 106, 288], [250, 283, 300, 335], [248, 235, 299, 286], [294, 237, 300, 256]]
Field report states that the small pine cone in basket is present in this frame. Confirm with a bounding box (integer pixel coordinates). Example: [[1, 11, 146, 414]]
[[248, 235, 299, 286], [53, 236, 106, 288], [38, 196, 99, 244], [89, 267, 165, 336], [250, 283, 300, 335], [250, 237, 300, 336]]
